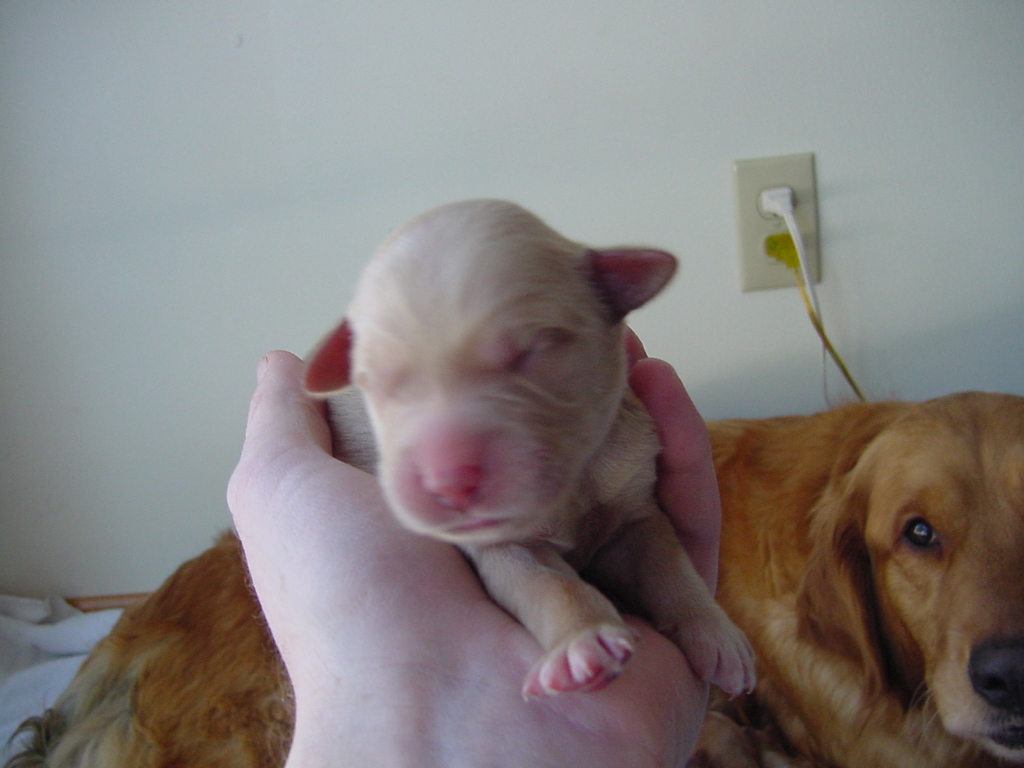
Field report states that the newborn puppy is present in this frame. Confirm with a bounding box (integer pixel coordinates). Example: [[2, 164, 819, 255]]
[[304, 199, 754, 698]]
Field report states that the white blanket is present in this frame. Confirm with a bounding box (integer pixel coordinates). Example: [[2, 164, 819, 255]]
[[0, 595, 120, 762]]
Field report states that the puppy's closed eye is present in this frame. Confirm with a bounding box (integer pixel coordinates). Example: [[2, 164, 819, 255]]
[[509, 328, 577, 374]]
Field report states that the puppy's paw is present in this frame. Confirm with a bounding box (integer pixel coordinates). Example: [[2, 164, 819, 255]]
[[671, 604, 756, 698], [522, 624, 638, 699]]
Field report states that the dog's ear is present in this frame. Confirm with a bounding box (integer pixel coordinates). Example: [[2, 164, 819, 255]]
[[586, 248, 677, 321], [795, 408, 904, 697], [303, 319, 353, 395], [797, 480, 887, 693]]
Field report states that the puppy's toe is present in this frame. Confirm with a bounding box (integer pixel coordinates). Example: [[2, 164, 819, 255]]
[[673, 605, 756, 698], [707, 624, 756, 698], [522, 624, 637, 699]]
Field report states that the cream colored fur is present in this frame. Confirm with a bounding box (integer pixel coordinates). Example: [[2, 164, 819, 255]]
[[308, 200, 753, 697]]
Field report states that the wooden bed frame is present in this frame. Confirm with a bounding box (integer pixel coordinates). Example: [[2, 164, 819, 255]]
[[66, 593, 150, 612]]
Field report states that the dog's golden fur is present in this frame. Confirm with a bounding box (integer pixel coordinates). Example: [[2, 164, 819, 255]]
[[6, 534, 292, 768], [8, 391, 1024, 767], [696, 391, 1024, 767]]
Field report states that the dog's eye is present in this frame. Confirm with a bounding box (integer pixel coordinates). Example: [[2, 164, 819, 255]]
[[902, 517, 938, 550]]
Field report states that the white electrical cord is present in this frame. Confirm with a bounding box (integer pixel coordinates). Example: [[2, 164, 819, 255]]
[[758, 185, 866, 403], [759, 186, 821, 319]]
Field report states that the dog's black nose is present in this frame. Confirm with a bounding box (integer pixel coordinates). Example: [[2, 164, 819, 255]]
[[970, 640, 1024, 714]]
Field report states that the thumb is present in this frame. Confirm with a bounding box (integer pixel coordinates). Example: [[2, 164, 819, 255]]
[[227, 350, 334, 531], [629, 357, 721, 593]]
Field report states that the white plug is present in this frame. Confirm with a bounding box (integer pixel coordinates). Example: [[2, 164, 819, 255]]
[[758, 185, 821, 320], [759, 185, 795, 219]]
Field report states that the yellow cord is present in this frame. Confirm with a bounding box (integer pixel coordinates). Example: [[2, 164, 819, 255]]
[[765, 233, 866, 403], [793, 269, 867, 403]]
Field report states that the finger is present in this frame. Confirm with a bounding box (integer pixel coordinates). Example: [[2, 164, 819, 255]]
[[623, 326, 647, 368], [227, 351, 336, 533], [629, 357, 721, 593], [246, 350, 333, 455], [230, 353, 470, 586]]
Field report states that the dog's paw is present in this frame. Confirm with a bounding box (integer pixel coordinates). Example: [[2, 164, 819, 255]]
[[522, 624, 638, 699], [670, 603, 756, 698], [687, 711, 762, 768]]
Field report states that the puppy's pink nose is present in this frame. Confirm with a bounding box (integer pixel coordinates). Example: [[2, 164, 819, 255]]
[[425, 464, 483, 510]]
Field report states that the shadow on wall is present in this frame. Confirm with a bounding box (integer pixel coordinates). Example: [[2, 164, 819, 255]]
[[691, 301, 1024, 421]]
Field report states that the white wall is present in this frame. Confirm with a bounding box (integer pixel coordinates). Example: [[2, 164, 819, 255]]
[[2, 1, 1022, 595]]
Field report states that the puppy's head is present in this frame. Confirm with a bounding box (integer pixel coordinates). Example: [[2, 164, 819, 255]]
[[799, 392, 1024, 762], [306, 200, 675, 545]]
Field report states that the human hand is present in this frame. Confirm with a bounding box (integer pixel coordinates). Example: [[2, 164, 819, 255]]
[[625, 328, 722, 595], [228, 343, 717, 768]]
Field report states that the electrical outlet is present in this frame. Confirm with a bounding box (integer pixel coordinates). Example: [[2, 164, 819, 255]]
[[732, 152, 820, 292]]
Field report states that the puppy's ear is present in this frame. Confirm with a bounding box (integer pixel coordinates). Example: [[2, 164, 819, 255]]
[[586, 249, 677, 321], [303, 319, 353, 396]]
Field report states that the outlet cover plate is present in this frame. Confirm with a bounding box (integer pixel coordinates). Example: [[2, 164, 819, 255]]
[[732, 152, 819, 292]]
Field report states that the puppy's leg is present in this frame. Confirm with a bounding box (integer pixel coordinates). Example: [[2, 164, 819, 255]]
[[588, 510, 755, 697], [467, 542, 637, 698]]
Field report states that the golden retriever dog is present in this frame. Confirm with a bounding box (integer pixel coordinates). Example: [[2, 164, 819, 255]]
[[10, 392, 1024, 768], [693, 391, 1024, 768], [6, 533, 292, 768]]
